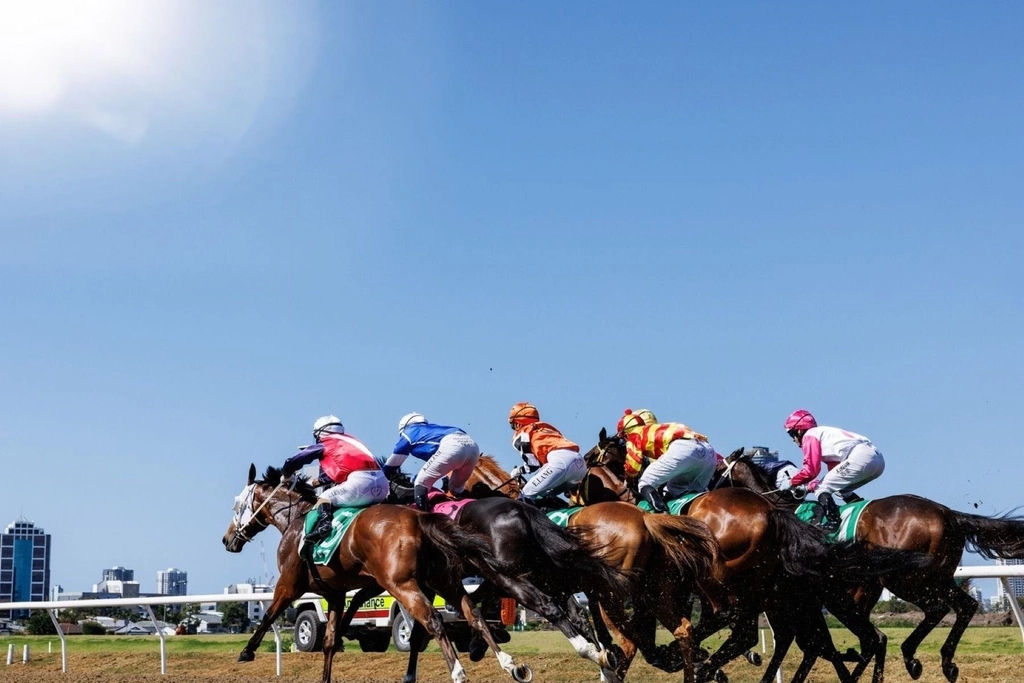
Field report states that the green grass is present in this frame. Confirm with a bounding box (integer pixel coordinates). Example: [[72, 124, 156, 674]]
[[2, 626, 1021, 657]]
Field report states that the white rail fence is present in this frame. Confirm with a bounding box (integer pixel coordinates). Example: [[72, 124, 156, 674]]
[[0, 565, 1021, 677]]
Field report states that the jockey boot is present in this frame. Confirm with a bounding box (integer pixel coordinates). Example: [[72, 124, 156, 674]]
[[640, 485, 669, 514], [306, 502, 334, 543], [817, 492, 841, 533], [413, 484, 430, 512]]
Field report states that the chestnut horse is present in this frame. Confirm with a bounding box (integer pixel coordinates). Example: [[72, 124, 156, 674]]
[[466, 456, 725, 683], [715, 449, 1024, 683], [222, 465, 529, 683], [581, 430, 924, 683]]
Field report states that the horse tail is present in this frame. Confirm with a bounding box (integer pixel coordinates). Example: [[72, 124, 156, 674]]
[[521, 506, 633, 596], [643, 514, 727, 610], [950, 510, 1024, 559], [417, 513, 497, 579], [770, 508, 931, 579], [642, 514, 720, 585], [767, 507, 831, 577]]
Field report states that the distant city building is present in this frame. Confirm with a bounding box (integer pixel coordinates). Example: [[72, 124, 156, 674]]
[[103, 566, 134, 582], [966, 584, 983, 607], [156, 568, 187, 596], [995, 559, 1024, 603], [0, 517, 51, 618], [224, 582, 272, 622]]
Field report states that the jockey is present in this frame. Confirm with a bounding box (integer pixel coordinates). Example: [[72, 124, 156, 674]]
[[781, 409, 886, 532], [618, 409, 717, 514], [383, 413, 482, 511], [281, 415, 387, 543], [507, 402, 586, 505]]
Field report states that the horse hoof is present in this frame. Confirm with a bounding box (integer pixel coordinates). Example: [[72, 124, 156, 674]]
[[745, 651, 762, 667], [943, 662, 959, 683], [906, 658, 923, 680], [714, 669, 729, 683], [604, 649, 619, 670], [513, 664, 534, 683], [237, 650, 255, 663]]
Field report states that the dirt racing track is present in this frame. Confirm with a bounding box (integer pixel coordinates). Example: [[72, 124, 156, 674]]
[[4, 642, 1024, 683]]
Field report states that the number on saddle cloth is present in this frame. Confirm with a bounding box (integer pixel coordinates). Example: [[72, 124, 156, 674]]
[[302, 507, 366, 565]]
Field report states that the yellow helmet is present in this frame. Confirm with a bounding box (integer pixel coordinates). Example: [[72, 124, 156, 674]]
[[617, 408, 655, 434]]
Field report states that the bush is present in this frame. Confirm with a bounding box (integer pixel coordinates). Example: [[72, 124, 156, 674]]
[[81, 621, 107, 635], [261, 635, 293, 652], [26, 612, 58, 635]]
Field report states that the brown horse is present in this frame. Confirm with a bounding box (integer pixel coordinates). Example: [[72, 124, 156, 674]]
[[467, 455, 725, 683], [222, 464, 530, 683], [715, 449, 1024, 683], [580, 430, 923, 683]]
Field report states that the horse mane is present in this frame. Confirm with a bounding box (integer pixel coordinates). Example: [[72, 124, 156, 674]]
[[734, 453, 777, 492], [477, 454, 507, 474], [261, 466, 318, 503], [469, 454, 520, 496]]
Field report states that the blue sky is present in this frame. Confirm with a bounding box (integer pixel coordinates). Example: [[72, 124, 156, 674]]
[[1, 2, 1021, 600]]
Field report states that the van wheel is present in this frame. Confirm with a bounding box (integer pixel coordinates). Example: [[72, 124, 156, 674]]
[[392, 613, 428, 652], [294, 610, 324, 652]]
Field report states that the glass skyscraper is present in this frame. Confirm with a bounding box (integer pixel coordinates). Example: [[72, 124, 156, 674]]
[[0, 517, 51, 618], [156, 568, 188, 596]]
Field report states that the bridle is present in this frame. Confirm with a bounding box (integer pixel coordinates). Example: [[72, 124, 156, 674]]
[[233, 479, 303, 543], [712, 457, 740, 490]]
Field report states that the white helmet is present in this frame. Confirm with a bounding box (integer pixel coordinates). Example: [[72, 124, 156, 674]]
[[313, 415, 345, 442], [398, 412, 427, 432]]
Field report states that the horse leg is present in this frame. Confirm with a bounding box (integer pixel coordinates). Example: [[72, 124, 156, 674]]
[[451, 590, 532, 683], [654, 585, 699, 683], [597, 595, 652, 679], [938, 580, 978, 683], [321, 604, 339, 683], [238, 578, 307, 662], [696, 612, 759, 683], [757, 612, 795, 683], [896, 591, 949, 680], [402, 620, 431, 683], [390, 582, 466, 683], [825, 592, 884, 683]]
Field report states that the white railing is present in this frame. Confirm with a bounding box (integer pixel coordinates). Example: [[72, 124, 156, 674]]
[[954, 564, 1024, 645], [0, 593, 284, 676], [2, 566, 1022, 677]]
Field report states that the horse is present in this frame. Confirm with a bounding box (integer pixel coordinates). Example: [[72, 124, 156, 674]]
[[715, 448, 1024, 683], [388, 463, 635, 683], [222, 464, 530, 683], [581, 429, 927, 683], [466, 455, 726, 683]]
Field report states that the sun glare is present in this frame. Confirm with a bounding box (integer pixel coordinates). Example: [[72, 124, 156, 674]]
[[0, 1, 174, 116]]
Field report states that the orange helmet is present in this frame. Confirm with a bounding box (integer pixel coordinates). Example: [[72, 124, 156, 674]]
[[617, 408, 654, 434], [508, 402, 540, 427]]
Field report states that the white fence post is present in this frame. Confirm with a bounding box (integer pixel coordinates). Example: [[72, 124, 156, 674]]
[[22, 644, 29, 664], [6, 643, 12, 665], [143, 605, 167, 675], [47, 609, 66, 673]]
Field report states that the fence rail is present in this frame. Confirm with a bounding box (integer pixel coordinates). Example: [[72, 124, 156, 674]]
[[2, 566, 1022, 677]]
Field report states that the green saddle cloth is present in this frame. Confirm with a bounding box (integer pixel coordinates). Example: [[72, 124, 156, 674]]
[[794, 499, 870, 542], [545, 507, 584, 528], [303, 506, 366, 565], [637, 492, 705, 515]]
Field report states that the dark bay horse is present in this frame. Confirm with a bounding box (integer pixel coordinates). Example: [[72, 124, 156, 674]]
[[581, 430, 924, 683], [467, 456, 725, 683], [222, 464, 529, 683], [716, 449, 1024, 683], [390, 460, 635, 683]]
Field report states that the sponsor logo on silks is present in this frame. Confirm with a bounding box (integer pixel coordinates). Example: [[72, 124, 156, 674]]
[[794, 499, 871, 543]]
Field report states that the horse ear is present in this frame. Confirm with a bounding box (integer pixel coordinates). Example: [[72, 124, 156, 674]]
[[248, 463, 257, 485], [726, 447, 745, 462], [599, 427, 608, 441]]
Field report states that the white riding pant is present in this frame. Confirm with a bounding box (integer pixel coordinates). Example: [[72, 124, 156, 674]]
[[816, 444, 885, 501], [773, 463, 803, 496], [323, 469, 388, 507], [639, 439, 717, 498], [414, 432, 481, 494], [521, 449, 587, 499]]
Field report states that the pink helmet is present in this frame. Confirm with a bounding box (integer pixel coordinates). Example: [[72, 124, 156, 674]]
[[783, 409, 817, 432]]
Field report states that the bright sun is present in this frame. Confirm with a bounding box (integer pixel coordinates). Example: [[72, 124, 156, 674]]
[[0, 0, 176, 116]]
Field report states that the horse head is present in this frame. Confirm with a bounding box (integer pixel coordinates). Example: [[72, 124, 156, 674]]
[[222, 463, 314, 552], [578, 429, 636, 505], [465, 454, 521, 498]]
